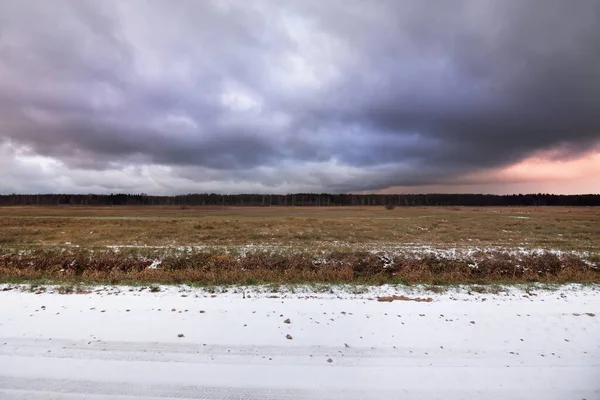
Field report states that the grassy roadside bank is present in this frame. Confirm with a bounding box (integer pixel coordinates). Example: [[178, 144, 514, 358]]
[[1, 247, 598, 286]]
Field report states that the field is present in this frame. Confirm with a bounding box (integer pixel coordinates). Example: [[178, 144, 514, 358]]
[[1, 207, 599, 398], [1, 205, 599, 285]]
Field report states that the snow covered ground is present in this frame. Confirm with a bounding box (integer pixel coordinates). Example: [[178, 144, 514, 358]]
[[0, 284, 599, 399]]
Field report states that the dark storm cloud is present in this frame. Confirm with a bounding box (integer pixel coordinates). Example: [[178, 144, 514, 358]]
[[1, 0, 599, 193]]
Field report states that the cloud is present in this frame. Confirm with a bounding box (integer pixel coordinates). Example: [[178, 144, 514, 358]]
[[1, 0, 599, 193]]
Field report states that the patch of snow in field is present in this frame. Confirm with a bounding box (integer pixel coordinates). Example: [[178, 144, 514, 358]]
[[107, 245, 208, 252], [367, 245, 593, 263], [147, 260, 161, 270]]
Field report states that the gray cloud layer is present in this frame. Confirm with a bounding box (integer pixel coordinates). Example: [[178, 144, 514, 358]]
[[1, 0, 599, 194]]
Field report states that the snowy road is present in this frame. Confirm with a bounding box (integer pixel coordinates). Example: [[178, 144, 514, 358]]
[[0, 285, 598, 399]]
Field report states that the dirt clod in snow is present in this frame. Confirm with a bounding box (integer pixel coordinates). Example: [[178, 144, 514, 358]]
[[327, 358, 333, 363], [470, 321, 476, 324], [171, 308, 176, 312], [199, 310, 206, 313], [585, 313, 595, 317], [286, 334, 293, 340], [177, 334, 184, 338], [377, 295, 433, 303], [284, 318, 291, 324]]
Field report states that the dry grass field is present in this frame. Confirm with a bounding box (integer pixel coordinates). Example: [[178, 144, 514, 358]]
[[1, 206, 599, 285]]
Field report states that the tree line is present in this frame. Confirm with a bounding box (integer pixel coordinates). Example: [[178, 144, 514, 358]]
[[0, 193, 598, 206]]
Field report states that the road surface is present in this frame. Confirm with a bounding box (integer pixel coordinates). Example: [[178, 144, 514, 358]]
[[1, 284, 598, 399]]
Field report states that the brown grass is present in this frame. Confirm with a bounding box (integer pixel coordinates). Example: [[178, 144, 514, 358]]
[[0, 248, 598, 286], [0, 206, 598, 251], [0, 206, 598, 285], [377, 295, 433, 302]]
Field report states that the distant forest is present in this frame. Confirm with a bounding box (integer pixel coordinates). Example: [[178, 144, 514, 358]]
[[0, 193, 599, 207]]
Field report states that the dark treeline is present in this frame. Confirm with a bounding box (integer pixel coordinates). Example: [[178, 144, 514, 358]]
[[0, 193, 599, 206]]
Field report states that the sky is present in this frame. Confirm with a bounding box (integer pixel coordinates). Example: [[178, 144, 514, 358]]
[[1, 0, 599, 195]]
